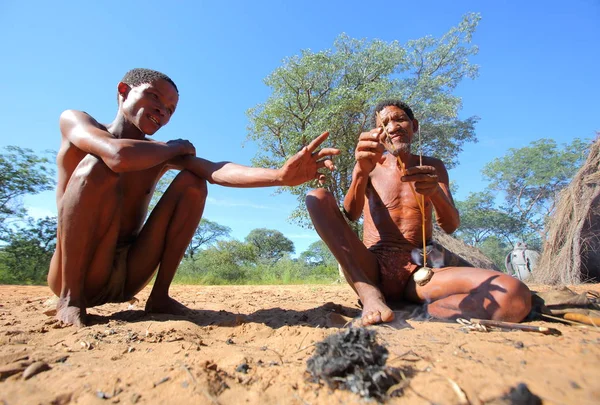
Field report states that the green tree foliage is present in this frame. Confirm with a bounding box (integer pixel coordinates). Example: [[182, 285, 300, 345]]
[[482, 138, 589, 237], [298, 240, 337, 267], [0, 216, 57, 284], [190, 240, 257, 284], [175, 238, 339, 285], [478, 235, 511, 271], [247, 14, 481, 226], [455, 191, 526, 246], [245, 228, 295, 264], [0, 146, 54, 237], [186, 218, 232, 260]]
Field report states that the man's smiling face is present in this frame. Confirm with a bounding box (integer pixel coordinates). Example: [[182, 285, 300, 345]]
[[376, 105, 416, 154], [120, 79, 179, 135]]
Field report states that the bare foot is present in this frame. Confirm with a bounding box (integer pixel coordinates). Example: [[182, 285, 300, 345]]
[[360, 293, 394, 326], [145, 296, 191, 316], [56, 297, 86, 327]]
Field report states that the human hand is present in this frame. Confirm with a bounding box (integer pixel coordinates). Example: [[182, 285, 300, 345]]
[[355, 128, 385, 174], [167, 139, 196, 156], [279, 132, 340, 186], [401, 166, 439, 196]]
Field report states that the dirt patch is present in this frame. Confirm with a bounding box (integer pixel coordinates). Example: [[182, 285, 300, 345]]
[[0, 284, 599, 404]]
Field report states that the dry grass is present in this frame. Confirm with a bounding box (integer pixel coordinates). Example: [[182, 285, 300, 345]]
[[533, 138, 600, 284], [433, 227, 500, 271]]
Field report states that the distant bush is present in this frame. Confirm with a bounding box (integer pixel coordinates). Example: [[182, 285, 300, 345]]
[[172, 254, 338, 285]]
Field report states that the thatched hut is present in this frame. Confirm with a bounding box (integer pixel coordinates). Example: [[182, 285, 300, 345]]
[[533, 138, 600, 284], [432, 227, 500, 271]]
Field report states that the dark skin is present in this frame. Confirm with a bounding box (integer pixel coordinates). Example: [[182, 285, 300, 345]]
[[47, 78, 340, 327], [306, 105, 531, 326]]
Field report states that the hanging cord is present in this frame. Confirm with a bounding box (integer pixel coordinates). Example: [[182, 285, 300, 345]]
[[377, 112, 427, 265], [418, 124, 427, 266]]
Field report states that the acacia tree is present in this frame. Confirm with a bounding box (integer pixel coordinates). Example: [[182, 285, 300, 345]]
[[195, 240, 257, 283], [0, 216, 57, 284], [482, 138, 589, 239], [455, 191, 526, 247], [245, 228, 295, 264], [0, 146, 54, 238], [247, 14, 481, 226], [299, 240, 336, 267], [185, 218, 232, 260]]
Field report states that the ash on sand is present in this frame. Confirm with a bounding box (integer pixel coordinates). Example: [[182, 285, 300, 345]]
[[306, 328, 404, 401]]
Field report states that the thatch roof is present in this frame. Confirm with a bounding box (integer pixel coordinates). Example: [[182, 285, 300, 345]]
[[433, 227, 500, 271], [533, 138, 600, 284]]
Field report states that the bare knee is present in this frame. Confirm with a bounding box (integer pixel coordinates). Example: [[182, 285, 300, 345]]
[[306, 188, 336, 212], [173, 170, 208, 201], [493, 275, 532, 322]]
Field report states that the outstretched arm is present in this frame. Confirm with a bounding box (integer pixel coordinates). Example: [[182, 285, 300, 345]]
[[60, 110, 194, 172], [401, 158, 460, 233], [171, 132, 340, 188]]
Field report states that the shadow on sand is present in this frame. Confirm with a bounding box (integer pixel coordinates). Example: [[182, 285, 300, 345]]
[[85, 300, 437, 331]]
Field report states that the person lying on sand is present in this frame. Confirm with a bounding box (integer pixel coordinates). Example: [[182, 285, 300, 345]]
[[306, 99, 531, 326], [47, 68, 340, 327]]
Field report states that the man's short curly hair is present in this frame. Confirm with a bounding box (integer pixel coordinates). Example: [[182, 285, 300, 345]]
[[121, 68, 178, 93], [371, 100, 415, 127]]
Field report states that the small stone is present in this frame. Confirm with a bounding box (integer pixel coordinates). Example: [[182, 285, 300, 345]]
[[22, 361, 51, 380], [236, 362, 250, 374]]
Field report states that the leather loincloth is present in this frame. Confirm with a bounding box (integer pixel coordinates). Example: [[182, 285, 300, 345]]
[[369, 246, 419, 300], [86, 244, 131, 307]]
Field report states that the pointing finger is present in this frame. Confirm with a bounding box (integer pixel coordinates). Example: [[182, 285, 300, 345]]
[[306, 131, 330, 153]]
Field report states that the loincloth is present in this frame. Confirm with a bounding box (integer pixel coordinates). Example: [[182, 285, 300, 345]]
[[86, 244, 131, 307], [369, 246, 419, 300]]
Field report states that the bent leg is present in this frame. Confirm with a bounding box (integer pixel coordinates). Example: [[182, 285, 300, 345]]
[[47, 155, 122, 326], [404, 267, 531, 322], [306, 188, 392, 325], [124, 170, 207, 314]]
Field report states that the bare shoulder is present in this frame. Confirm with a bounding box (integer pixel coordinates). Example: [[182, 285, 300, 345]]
[[59, 110, 107, 135], [421, 155, 447, 170]]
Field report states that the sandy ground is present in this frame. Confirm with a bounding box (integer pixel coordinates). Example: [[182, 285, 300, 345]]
[[0, 284, 599, 405]]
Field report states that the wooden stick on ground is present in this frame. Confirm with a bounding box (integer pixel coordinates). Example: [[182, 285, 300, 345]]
[[470, 318, 562, 335]]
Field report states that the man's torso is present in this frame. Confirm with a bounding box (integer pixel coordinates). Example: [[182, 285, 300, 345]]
[[56, 122, 168, 244], [362, 153, 435, 250]]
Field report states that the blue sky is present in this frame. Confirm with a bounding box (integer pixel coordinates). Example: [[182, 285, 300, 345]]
[[1, 0, 598, 256]]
